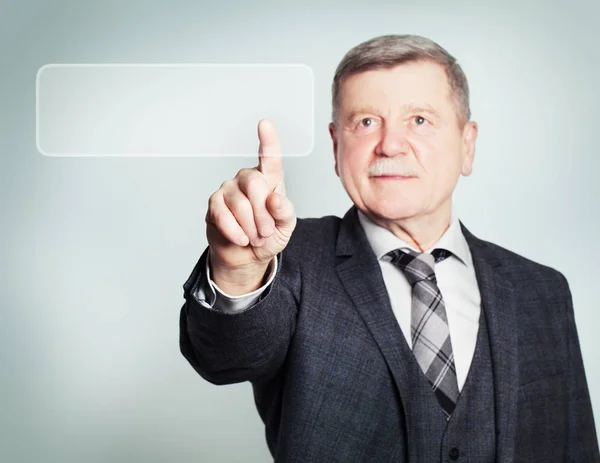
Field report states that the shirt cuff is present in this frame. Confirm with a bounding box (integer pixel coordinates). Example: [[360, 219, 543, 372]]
[[193, 253, 278, 313]]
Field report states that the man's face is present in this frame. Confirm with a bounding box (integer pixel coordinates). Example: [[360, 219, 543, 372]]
[[329, 60, 477, 223]]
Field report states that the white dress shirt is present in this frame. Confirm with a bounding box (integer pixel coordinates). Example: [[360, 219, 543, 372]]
[[194, 253, 279, 313], [356, 208, 481, 391], [194, 205, 482, 391]]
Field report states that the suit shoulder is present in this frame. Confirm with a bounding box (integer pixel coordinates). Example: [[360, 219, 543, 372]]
[[472, 235, 568, 286]]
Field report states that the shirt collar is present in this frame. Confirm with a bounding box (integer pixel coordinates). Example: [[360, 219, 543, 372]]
[[356, 205, 472, 267]]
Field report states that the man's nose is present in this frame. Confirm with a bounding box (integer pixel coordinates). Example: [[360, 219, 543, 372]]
[[375, 126, 410, 157]]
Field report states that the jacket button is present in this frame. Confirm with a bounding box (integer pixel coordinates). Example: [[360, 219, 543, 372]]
[[449, 447, 460, 460]]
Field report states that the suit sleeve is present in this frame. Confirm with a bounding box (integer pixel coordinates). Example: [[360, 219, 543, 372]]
[[559, 272, 600, 460], [179, 245, 301, 385]]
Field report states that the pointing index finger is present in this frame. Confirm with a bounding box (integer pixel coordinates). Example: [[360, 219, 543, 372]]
[[257, 119, 283, 189]]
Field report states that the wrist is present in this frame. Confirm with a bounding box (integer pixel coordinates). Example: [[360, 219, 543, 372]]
[[209, 256, 273, 296]]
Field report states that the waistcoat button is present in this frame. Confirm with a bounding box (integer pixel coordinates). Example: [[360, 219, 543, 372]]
[[449, 447, 460, 460]]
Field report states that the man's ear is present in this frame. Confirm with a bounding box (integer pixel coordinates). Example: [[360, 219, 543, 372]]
[[329, 122, 339, 177], [460, 121, 478, 177]]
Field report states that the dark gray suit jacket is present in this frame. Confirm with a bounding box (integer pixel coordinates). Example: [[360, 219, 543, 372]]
[[180, 205, 599, 462]]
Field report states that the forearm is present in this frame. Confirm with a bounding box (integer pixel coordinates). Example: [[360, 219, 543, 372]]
[[179, 247, 300, 385]]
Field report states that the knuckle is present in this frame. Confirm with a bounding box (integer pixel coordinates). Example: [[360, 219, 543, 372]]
[[246, 175, 268, 198], [247, 173, 265, 190], [208, 192, 219, 209], [228, 196, 250, 218], [235, 167, 253, 180], [222, 178, 242, 194], [237, 171, 257, 189]]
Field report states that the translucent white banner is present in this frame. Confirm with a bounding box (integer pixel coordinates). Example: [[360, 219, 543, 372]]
[[36, 64, 314, 157]]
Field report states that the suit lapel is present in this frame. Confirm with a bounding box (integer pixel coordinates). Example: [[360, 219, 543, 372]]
[[334, 207, 415, 422], [333, 206, 520, 460], [461, 222, 519, 462]]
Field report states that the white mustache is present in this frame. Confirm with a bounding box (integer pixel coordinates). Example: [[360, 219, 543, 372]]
[[368, 159, 418, 177]]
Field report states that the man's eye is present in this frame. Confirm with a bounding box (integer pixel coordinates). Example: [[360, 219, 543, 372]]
[[414, 116, 427, 125], [360, 118, 373, 127]]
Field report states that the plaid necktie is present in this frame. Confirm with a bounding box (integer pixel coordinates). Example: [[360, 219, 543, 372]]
[[386, 247, 459, 418]]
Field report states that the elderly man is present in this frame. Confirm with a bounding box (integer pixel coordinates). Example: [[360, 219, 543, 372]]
[[179, 35, 599, 461]]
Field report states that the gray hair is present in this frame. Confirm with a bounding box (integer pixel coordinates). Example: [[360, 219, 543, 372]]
[[331, 34, 471, 127]]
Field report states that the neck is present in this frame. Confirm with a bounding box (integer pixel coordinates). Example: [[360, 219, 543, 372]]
[[362, 202, 452, 252]]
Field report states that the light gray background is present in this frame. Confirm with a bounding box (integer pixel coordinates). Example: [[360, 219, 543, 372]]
[[1, 0, 599, 461]]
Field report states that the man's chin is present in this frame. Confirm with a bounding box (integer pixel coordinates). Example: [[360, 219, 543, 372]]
[[364, 203, 421, 222]]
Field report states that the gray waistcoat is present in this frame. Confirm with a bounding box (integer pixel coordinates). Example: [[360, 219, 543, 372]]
[[395, 309, 496, 462]]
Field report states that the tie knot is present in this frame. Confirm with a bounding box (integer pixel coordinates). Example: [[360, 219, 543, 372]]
[[386, 248, 451, 286]]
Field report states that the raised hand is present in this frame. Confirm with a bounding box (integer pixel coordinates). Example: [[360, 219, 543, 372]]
[[205, 119, 297, 294]]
